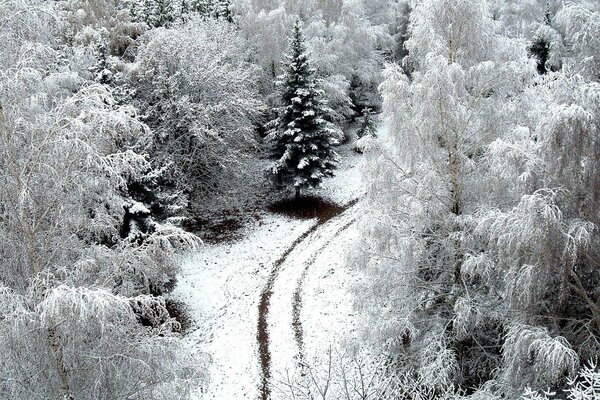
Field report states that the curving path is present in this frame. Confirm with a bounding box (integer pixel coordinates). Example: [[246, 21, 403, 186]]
[[257, 198, 360, 400], [174, 122, 379, 400]]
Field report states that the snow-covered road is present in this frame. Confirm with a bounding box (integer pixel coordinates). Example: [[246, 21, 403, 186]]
[[258, 198, 360, 400], [171, 124, 377, 399], [172, 214, 316, 399]]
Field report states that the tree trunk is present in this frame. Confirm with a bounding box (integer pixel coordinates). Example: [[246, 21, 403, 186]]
[[295, 186, 301, 200], [47, 327, 73, 400], [448, 143, 463, 284]]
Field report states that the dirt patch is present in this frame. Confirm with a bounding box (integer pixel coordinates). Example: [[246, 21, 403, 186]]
[[267, 195, 346, 222], [183, 213, 246, 244]]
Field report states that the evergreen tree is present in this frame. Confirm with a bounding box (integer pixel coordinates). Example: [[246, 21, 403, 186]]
[[266, 20, 340, 199], [130, 0, 144, 23], [357, 107, 376, 138], [211, 0, 232, 22], [158, 0, 176, 27], [143, 0, 157, 26], [179, 0, 190, 23], [143, 0, 176, 28], [193, 0, 209, 15], [92, 38, 113, 85]]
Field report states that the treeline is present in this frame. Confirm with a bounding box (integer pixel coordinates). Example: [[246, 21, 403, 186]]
[[353, 1, 600, 399]]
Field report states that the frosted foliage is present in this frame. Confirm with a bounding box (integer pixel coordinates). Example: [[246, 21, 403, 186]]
[[236, 5, 294, 82], [478, 190, 568, 309], [274, 347, 452, 400], [503, 324, 578, 390], [0, 68, 154, 289], [532, 23, 564, 72], [419, 337, 459, 390], [461, 253, 496, 284], [348, 0, 600, 394], [483, 76, 600, 323], [0, 285, 204, 399], [305, 0, 388, 95], [81, 224, 201, 296], [317, 73, 352, 121], [537, 91, 600, 219], [406, 0, 498, 67], [453, 296, 485, 341], [58, 0, 141, 55], [235, 0, 394, 115], [492, 0, 557, 37], [132, 17, 264, 199], [567, 363, 600, 400], [555, 4, 600, 80], [520, 364, 600, 399], [0, 0, 57, 70], [0, 8, 205, 396]]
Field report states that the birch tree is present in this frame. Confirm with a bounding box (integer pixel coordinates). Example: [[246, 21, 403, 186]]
[[0, 3, 205, 396], [353, 0, 537, 392]]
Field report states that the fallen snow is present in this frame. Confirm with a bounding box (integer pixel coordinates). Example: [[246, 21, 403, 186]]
[[172, 119, 385, 399], [172, 214, 316, 399], [298, 222, 363, 365], [268, 204, 359, 398]]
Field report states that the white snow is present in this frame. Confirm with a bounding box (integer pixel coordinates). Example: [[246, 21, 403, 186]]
[[268, 204, 359, 398], [298, 222, 363, 364], [355, 134, 376, 154], [172, 214, 316, 399], [172, 122, 383, 399], [128, 201, 150, 215]]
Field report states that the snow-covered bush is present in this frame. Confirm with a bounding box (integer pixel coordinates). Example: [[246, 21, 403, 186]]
[[130, 17, 264, 206], [0, 284, 205, 399]]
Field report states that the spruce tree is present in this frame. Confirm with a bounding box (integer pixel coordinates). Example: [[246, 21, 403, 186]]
[[143, 0, 156, 26], [93, 38, 112, 85], [267, 20, 340, 199], [179, 0, 190, 23], [211, 0, 232, 22], [357, 107, 376, 138], [143, 0, 176, 28]]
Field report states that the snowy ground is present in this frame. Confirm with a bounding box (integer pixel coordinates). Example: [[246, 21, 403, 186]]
[[171, 121, 382, 399], [173, 214, 315, 399], [267, 201, 361, 398]]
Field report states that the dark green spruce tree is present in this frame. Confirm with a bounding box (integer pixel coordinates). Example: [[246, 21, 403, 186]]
[[267, 20, 340, 199], [357, 107, 376, 138], [210, 0, 233, 22]]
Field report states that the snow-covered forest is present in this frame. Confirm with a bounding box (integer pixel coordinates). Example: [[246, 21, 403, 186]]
[[1, 0, 600, 398]]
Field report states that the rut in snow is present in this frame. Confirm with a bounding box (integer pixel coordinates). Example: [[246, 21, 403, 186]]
[[257, 197, 361, 400], [291, 217, 356, 362]]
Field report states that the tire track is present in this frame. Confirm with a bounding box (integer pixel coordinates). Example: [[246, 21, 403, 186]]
[[257, 198, 360, 400], [291, 217, 356, 362]]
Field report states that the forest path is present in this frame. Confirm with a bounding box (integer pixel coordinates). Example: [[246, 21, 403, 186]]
[[173, 121, 381, 400], [257, 197, 360, 400]]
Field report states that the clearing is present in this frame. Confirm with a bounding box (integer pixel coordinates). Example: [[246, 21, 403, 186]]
[[171, 123, 385, 399]]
